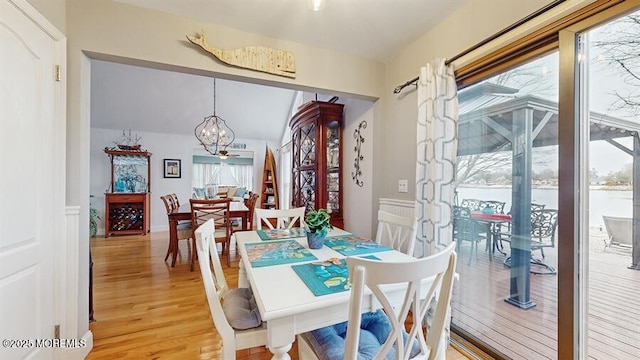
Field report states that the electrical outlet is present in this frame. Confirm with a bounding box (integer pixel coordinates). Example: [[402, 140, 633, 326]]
[[398, 179, 408, 193]]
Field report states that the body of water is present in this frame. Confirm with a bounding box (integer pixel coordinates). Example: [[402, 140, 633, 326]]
[[457, 186, 632, 228]]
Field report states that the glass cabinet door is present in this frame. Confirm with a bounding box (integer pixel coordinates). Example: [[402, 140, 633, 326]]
[[113, 155, 149, 193], [299, 122, 316, 166], [326, 120, 340, 213]]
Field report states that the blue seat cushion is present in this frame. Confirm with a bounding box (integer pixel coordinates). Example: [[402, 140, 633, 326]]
[[300, 310, 420, 360]]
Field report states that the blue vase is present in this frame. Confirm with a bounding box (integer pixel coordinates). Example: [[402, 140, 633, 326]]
[[306, 231, 326, 249]]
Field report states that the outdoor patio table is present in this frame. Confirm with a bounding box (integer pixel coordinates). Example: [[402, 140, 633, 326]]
[[470, 212, 511, 261]]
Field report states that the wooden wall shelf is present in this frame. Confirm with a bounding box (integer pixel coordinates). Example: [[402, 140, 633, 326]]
[[261, 147, 279, 209]]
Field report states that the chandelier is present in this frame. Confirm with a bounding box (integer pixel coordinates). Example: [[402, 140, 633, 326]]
[[194, 78, 235, 159]]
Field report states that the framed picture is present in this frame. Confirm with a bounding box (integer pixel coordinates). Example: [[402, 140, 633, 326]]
[[163, 159, 181, 178]]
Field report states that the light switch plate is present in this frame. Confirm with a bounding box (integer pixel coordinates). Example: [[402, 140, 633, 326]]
[[398, 179, 408, 193]]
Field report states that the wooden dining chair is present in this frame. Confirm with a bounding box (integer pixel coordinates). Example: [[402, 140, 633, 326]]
[[190, 198, 232, 270], [169, 193, 180, 207], [374, 210, 417, 256], [254, 207, 306, 230], [161, 194, 192, 267], [234, 193, 259, 232], [194, 219, 268, 360], [297, 242, 457, 360]]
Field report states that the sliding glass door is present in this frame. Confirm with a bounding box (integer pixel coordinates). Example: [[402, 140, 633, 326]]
[[572, 8, 640, 359], [450, 2, 640, 358], [451, 52, 561, 359]]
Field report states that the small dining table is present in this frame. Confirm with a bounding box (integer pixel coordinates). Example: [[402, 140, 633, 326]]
[[235, 228, 436, 360], [167, 201, 250, 262], [470, 212, 512, 261]]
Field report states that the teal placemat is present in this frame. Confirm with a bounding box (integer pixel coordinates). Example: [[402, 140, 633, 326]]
[[256, 227, 306, 241], [325, 234, 393, 256], [245, 239, 317, 268], [292, 255, 380, 296]]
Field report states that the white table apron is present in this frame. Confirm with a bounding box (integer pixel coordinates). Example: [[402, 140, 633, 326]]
[[235, 228, 429, 360]]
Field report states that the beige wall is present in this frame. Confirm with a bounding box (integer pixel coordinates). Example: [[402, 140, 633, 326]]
[[382, 0, 551, 201], [63, 0, 387, 338], [27, 0, 66, 33]]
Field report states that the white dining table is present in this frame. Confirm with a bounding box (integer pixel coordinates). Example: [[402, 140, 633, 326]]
[[235, 228, 428, 360]]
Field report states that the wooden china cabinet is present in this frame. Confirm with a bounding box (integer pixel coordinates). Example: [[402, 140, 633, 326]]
[[290, 101, 344, 228], [103, 149, 152, 237]]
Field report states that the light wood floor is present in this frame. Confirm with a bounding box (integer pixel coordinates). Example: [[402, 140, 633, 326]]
[[88, 231, 469, 359]]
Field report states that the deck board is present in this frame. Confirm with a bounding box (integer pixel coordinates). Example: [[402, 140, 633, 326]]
[[453, 236, 640, 359]]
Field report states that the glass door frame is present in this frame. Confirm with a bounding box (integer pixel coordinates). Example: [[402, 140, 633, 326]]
[[449, 2, 640, 358], [558, 2, 640, 358]]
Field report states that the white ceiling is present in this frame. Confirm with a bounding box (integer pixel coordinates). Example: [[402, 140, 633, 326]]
[[92, 0, 469, 142], [91, 60, 297, 142], [116, 0, 469, 62]]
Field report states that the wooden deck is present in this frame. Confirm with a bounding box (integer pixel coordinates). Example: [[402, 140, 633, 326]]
[[452, 233, 640, 359]]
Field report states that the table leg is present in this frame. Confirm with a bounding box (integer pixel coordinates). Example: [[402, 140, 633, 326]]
[[492, 224, 507, 257], [268, 318, 294, 360], [168, 219, 179, 267], [243, 213, 249, 230], [269, 344, 292, 360], [238, 259, 248, 288]]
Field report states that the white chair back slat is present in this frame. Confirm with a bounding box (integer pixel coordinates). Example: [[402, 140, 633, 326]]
[[254, 207, 306, 230], [375, 210, 417, 256], [344, 242, 457, 360], [194, 220, 234, 346], [195, 219, 268, 359]]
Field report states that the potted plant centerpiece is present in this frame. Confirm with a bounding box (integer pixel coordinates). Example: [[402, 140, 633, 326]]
[[304, 208, 333, 249]]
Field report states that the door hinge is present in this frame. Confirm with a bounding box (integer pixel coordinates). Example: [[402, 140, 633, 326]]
[[54, 324, 60, 339], [55, 65, 61, 82]]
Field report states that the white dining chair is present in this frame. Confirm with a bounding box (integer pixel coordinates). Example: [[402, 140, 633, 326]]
[[297, 242, 457, 360], [374, 210, 417, 256], [194, 219, 268, 360], [254, 207, 306, 230]]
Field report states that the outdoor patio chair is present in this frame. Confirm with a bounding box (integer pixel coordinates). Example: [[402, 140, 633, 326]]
[[602, 215, 632, 251], [501, 209, 558, 275], [500, 203, 546, 249], [480, 200, 506, 214], [453, 205, 486, 264], [460, 198, 484, 212]]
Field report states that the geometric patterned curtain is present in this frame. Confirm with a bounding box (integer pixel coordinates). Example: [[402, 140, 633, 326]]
[[414, 58, 459, 258]]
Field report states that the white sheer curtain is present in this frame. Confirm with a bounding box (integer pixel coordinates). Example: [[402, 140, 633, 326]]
[[414, 58, 459, 258], [192, 163, 253, 190], [415, 58, 459, 360]]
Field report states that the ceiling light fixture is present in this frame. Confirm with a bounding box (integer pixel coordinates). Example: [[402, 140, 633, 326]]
[[194, 78, 235, 158], [308, 0, 325, 11]]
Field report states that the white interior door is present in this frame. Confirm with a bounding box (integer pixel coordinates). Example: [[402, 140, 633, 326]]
[[0, 0, 65, 358]]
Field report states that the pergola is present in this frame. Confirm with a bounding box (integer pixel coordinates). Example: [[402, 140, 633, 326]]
[[458, 83, 640, 309]]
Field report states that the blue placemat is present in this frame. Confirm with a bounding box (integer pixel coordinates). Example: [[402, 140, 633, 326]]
[[292, 255, 380, 296], [245, 239, 317, 267], [324, 234, 393, 256], [256, 227, 306, 241]]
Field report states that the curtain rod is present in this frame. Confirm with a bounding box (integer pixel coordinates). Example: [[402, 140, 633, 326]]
[[392, 0, 565, 94]]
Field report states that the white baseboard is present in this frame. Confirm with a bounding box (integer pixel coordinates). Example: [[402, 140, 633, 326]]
[[55, 330, 92, 360]]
